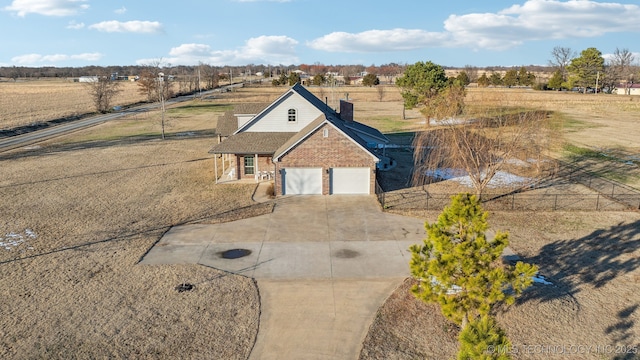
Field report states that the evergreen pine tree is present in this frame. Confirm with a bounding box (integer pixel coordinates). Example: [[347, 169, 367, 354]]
[[409, 193, 538, 328]]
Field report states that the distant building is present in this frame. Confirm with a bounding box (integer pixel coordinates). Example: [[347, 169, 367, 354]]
[[78, 76, 99, 83], [615, 84, 640, 95]]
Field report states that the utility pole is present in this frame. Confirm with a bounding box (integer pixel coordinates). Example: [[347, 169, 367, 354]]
[[158, 73, 166, 140]]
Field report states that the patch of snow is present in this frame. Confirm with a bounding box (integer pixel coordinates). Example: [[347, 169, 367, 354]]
[[504, 158, 529, 167], [429, 117, 473, 126], [176, 132, 196, 137], [0, 229, 37, 251], [533, 273, 553, 285], [424, 272, 552, 295], [425, 168, 533, 188]]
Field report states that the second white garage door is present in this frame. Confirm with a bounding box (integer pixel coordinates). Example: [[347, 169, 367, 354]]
[[283, 168, 323, 195], [330, 167, 371, 194]]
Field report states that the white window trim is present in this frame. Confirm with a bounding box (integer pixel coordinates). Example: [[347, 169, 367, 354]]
[[287, 108, 297, 122]]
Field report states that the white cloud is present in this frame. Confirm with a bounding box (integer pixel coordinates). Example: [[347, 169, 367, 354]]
[[308, 29, 450, 53], [444, 0, 640, 50], [603, 51, 640, 63], [11, 52, 103, 64], [89, 20, 164, 34], [66, 20, 84, 29], [140, 35, 299, 66], [308, 0, 640, 53], [4, 0, 89, 17], [114, 6, 126, 14]]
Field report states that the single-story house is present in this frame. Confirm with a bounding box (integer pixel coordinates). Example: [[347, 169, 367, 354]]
[[615, 84, 640, 95], [209, 83, 390, 195]]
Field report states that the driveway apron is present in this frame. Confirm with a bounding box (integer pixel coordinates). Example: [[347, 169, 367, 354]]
[[141, 195, 427, 359]]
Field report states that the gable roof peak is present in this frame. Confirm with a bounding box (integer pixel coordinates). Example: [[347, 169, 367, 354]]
[[289, 83, 338, 117]]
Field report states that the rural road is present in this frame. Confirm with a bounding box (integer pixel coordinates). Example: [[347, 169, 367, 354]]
[[0, 83, 242, 153]]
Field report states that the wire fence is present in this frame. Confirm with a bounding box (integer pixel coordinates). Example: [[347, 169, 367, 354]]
[[375, 162, 640, 212], [377, 189, 638, 212]]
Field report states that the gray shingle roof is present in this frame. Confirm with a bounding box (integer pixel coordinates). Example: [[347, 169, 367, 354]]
[[209, 132, 296, 154], [211, 84, 388, 160], [273, 113, 381, 162], [215, 103, 269, 136], [345, 121, 389, 143]]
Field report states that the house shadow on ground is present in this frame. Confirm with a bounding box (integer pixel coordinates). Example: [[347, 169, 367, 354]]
[[376, 132, 416, 192]]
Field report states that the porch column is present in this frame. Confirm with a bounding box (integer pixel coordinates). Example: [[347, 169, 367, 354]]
[[254, 153, 259, 182], [214, 155, 218, 184], [221, 154, 226, 181]]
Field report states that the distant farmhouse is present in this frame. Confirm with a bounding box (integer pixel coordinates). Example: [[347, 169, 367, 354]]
[[616, 83, 640, 95]]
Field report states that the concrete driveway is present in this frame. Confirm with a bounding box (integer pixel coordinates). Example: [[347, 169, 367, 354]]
[[141, 195, 427, 359]]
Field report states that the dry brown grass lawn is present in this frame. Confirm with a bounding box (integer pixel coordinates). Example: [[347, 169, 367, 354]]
[[0, 100, 263, 359], [1, 83, 640, 359], [353, 87, 640, 359], [361, 210, 640, 359]]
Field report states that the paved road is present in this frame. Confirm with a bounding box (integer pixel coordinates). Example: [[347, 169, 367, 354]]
[[0, 84, 242, 153]]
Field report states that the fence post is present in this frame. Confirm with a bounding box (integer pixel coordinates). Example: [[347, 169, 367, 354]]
[[612, 184, 615, 197], [596, 194, 600, 211], [426, 194, 429, 211], [512, 193, 515, 210]]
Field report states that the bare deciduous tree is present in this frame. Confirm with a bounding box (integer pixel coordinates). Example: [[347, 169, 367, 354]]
[[463, 65, 478, 83], [85, 75, 122, 113], [412, 91, 556, 197], [137, 59, 174, 139], [549, 46, 576, 81], [610, 48, 636, 94], [377, 85, 385, 102]]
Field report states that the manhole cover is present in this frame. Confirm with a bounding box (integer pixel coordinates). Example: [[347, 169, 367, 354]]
[[334, 249, 360, 259], [219, 248, 252, 259], [175, 283, 195, 293]]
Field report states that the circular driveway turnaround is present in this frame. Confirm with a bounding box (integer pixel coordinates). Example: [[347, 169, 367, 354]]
[[141, 195, 427, 359], [141, 195, 426, 278]]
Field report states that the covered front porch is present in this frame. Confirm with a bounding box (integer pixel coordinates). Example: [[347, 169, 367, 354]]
[[212, 153, 276, 184]]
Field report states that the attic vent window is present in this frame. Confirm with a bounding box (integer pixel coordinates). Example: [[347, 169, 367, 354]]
[[323, 128, 329, 137], [288, 109, 297, 122]]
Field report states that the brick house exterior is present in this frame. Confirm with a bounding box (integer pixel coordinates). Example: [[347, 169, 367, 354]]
[[209, 83, 389, 195], [274, 123, 378, 195]]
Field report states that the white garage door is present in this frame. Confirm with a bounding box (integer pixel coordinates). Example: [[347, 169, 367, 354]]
[[331, 167, 371, 195], [283, 168, 323, 195]]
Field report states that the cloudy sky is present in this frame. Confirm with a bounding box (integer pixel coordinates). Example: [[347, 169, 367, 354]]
[[1, 0, 639, 68]]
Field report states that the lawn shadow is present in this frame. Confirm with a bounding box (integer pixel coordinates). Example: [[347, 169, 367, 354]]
[[516, 219, 640, 324], [0, 129, 216, 162]]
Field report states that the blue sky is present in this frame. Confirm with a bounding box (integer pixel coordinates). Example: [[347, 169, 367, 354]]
[[1, 0, 639, 68]]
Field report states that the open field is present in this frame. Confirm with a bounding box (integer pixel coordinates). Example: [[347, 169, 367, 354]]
[[0, 79, 148, 130], [0, 101, 263, 358], [1, 83, 639, 358]]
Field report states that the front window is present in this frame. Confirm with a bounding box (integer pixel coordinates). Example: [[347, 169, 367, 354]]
[[288, 108, 297, 122], [244, 156, 254, 175]]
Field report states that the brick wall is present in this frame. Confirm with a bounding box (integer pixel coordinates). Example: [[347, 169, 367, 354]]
[[275, 123, 376, 195], [238, 155, 276, 179]]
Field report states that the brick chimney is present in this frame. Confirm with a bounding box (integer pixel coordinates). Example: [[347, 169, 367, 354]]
[[339, 100, 354, 122]]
